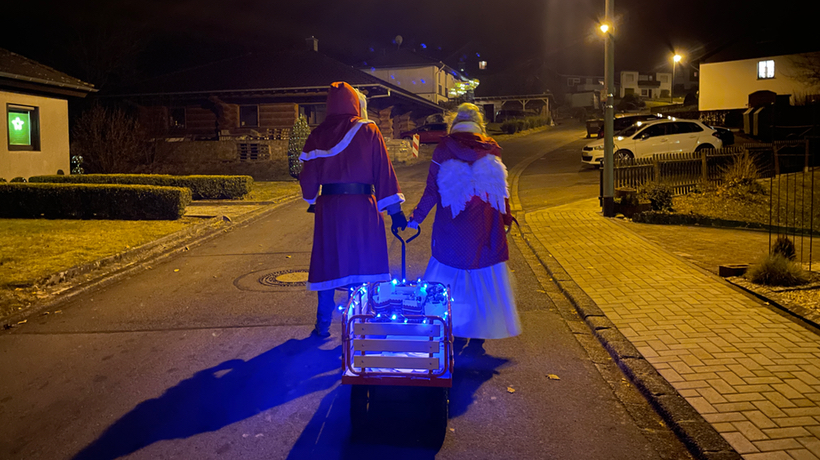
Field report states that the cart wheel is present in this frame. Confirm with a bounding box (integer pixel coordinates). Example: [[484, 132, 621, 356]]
[[350, 385, 371, 438], [429, 387, 449, 444]]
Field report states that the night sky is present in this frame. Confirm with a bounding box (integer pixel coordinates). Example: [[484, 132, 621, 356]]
[[2, 0, 817, 90]]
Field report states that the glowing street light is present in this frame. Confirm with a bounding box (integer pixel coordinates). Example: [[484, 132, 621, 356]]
[[599, 24, 610, 34]]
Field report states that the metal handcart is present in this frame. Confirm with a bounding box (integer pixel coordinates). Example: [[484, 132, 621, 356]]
[[341, 227, 453, 438]]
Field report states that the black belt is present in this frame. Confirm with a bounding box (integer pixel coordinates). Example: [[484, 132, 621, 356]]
[[321, 183, 373, 195]]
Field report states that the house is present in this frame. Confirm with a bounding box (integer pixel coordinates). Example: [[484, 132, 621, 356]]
[[112, 39, 443, 179], [0, 48, 95, 180], [358, 49, 470, 106], [619, 71, 672, 99], [699, 52, 820, 111]]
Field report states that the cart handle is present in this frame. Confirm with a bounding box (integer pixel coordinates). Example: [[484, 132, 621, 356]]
[[391, 226, 421, 244], [391, 226, 421, 281]]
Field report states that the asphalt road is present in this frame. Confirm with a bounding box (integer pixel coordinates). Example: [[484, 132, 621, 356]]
[[0, 123, 693, 459]]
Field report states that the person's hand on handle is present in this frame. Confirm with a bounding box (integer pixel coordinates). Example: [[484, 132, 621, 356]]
[[390, 210, 408, 232]]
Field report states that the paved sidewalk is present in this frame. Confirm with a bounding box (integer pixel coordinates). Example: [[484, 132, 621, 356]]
[[524, 208, 820, 460]]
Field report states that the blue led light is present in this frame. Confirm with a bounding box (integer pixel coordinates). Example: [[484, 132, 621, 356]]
[[392, 279, 397, 285], [421, 43, 427, 49], [421, 79, 426, 84], [391, 314, 397, 320]]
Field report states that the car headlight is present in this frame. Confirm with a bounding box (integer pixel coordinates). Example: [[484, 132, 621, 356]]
[[593, 145, 605, 150]]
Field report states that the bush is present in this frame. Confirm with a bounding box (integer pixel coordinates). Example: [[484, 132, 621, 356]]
[[28, 174, 253, 200], [501, 120, 518, 134], [10, 177, 26, 183], [0, 183, 191, 220], [638, 182, 674, 212], [718, 152, 765, 196], [747, 253, 809, 286], [772, 235, 797, 261]]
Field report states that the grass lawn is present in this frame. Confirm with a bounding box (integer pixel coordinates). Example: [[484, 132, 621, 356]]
[[674, 170, 820, 231], [245, 180, 300, 202], [0, 181, 300, 319]]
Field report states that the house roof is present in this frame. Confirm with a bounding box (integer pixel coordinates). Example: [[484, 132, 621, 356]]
[[360, 49, 446, 69], [0, 48, 95, 97], [118, 50, 442, 112], [699, 31, 820, 64]]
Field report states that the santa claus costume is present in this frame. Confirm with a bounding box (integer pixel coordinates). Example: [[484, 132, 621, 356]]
[[299, 82, 406, 338], [409, 103, 521, 340]]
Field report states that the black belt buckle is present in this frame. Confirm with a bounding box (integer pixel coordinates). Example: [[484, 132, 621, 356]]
[[321, 183, 373, 195]]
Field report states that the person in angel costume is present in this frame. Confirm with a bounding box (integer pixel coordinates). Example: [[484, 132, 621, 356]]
[[408, 103, 521, 347], [299, 82, 407, 338]]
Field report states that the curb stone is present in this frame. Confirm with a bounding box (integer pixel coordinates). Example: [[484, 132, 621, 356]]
[[514, 212, 742, 460], [1, 195, 300, 328]]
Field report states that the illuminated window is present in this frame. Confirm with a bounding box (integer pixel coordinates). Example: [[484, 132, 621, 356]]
[[7, 104, 40, 151], [169, 107, 186, 128], [758, 60, 775, 79], [478, 61, 487, 70], [239, 105, 259, 127]]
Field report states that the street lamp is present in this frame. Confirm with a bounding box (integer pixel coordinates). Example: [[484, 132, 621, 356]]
[[599, 0, 615, 217], [671, 54, 682, 103]]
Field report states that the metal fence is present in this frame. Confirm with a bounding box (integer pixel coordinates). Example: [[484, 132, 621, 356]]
[[611, 138, 820, 268]]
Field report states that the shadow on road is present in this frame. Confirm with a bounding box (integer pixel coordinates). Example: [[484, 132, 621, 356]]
[[72, 336, 341, 460], [286, 339, 509, 460]]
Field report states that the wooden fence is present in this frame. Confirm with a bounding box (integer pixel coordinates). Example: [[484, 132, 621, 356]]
[[613, 140, 811, 196]]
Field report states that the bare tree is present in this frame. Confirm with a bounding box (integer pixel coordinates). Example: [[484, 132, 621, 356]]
[[71, 105, 147, 174], [787, 52, 820, 88]]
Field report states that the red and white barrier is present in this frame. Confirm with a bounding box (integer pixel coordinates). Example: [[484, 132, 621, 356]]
[[411, 134, 420, 158]]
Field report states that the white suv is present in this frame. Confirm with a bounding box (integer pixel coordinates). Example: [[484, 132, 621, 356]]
[[581, 118, 723, 165]]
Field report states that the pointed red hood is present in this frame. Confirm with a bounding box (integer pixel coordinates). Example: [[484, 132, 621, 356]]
[[302, 82, 366, 154]]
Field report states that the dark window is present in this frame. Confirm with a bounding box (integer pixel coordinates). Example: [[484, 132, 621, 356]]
[[239, 105, 259, 127], [300, 104, 327, 125], [637, 123, 668, 139], [169, 107, 186, 128], [438, 84, 443, 96], [674, 122, 703, 134], [7, 104, 40, 151]]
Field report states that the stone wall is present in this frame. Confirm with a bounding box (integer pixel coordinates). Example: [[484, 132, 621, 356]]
[[144, 137, 421, 180], [147, 140, 291, 180]]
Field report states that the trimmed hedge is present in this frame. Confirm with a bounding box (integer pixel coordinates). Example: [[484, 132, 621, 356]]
[[0, 183, 191, 220], [28, 174, 253, 200]]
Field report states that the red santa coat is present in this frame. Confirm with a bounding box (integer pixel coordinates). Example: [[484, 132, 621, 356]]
[[411, 133, 511, 270], [299, 82, 404, 291]]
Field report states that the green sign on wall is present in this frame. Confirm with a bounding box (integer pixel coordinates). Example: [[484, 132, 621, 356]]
[[8, 111, 31, 146]]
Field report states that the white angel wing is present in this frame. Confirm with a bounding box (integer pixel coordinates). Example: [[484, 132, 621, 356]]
[[437, 159, 474, 218], [471, 155, 509, 212]]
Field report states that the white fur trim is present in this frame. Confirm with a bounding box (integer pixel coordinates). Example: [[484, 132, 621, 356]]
[[307, 273, 390, 291], [449, 121, 483, 134], [377, 192, 405, 211], [299, 120, 375, 162], [304, 190, 319, 205], [437, 156, 508, 218]]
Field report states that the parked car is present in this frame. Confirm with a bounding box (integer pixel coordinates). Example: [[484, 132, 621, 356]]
[[494, 110, 537, 122], [400, 122, 448, 144], [710, 126, 734, 146], [595, 114, 661, 138], [581, 118, 724, 165]]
